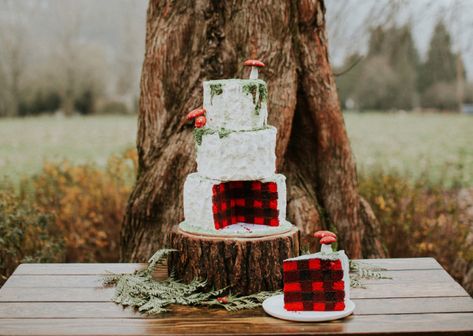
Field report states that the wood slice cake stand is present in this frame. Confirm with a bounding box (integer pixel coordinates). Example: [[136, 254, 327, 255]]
[[168, 225, 300, 295]]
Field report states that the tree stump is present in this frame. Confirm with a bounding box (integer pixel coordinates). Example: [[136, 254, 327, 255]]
[[167, 225, 300, 295]]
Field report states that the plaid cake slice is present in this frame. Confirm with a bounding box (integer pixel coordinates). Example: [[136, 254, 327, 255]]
[[212, 180, 279, 229], [283, 258, 346, 311]]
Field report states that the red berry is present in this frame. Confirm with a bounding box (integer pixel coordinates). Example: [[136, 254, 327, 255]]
[[216, 296, 228, 304]]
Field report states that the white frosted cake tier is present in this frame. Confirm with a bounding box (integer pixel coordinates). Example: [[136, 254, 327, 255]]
[[181, 173, 287, 235], [203, 79, 268, 131], [196, 126, 276, 180]]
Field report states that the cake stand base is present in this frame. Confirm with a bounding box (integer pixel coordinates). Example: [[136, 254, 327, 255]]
[[167, 225, 300, 295]]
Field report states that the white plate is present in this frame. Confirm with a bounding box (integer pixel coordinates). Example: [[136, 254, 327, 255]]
[[262, 294, 355, 322]]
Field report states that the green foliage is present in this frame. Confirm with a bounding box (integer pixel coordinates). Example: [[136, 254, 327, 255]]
[[242, 82, 266, 115], [0, 185, 64, 282], [98, 100, 130, 115], [209, 84, 223, 104], [105, 249, 277, 314], [350, 261, 391, 288], [417, 20, 465, 110], [358, 169, 473, 283], [193, 127, 215, 146], [337, 24, 420, 111], [18, 90, 62, 116], [74, 89, 96, 115], [337, 21, 467, 111], [418, 20, 458, 93], [204, 291, 280, 311]]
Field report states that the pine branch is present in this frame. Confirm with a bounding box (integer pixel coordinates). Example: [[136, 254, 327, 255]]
[[147, 248, 176, 272], [350, 260, 391, 288], [104, 248, 280, 315]]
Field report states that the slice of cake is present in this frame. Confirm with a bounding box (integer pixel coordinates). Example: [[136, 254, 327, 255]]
[[283, 231, 350, 311]]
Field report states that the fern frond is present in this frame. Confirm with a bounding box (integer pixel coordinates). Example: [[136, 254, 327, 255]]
[[147, 248, 177, 272]]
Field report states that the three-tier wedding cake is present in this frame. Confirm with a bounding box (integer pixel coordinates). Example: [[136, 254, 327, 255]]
[[180, 60, 293, 237]]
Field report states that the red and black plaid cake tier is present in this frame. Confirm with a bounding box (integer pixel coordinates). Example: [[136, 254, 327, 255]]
[[283, 258, 346, 311], [212, 181, 279, 229]]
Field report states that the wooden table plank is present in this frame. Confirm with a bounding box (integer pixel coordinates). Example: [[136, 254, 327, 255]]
[[2, 269, 454, 288], [1, 313, 473, 335], [352, 257, 442, 270], [10, 258, 442, 277], [0, 297, 472, 319], [1, 281, 467, 302], [12, 263, 146, 275], [1, 258, 471, 336]]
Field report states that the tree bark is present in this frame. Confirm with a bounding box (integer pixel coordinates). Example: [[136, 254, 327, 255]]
[[121, 0, 386, 261], [168, 225, 300, 295]]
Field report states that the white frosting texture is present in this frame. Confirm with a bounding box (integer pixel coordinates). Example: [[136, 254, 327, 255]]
[[203, 79, 268, 131], [182, 173, 287, 234], [196, 127, 276, 180]]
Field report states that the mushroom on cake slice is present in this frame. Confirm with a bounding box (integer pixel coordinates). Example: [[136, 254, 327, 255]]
[[243, 59, 265, 79], [319, 235, 337, 254], [195, 116, 206, 128], [313, 230, 337, 239]]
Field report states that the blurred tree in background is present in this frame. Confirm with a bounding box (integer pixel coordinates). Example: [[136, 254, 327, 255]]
[[419, 20, 465, 110], [337, 24, 418, 110], [336, 18, 469, 112], [0, 0, 146, 117]]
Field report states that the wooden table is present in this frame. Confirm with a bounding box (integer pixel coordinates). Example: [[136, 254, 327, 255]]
[[0, 258, 472, 335]]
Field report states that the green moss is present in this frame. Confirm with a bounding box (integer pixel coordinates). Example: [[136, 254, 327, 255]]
[[193, 126, 271, 145], [258, 83, 267, 103], [242, 82, 267, 116], [193, 127, 215, 146], [217, 128, 232, 139], [209, 84, 223, 104]]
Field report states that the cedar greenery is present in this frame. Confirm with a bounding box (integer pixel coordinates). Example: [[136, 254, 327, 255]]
[[105, 249, 390, 315], [350, 260, 391, 288], [104, 249, 278, 314]]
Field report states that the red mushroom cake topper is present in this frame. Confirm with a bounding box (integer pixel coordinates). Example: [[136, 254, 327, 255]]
[[313, 230, 337, 239], [186, 107, 206, 128], [314, 230, 337, 254], [244, 59, 265, 79], [195, 116, 206, 128]]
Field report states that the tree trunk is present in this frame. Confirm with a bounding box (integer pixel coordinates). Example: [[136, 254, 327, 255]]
[[121, 0, 386, 261], [168, 225, 300, 295]]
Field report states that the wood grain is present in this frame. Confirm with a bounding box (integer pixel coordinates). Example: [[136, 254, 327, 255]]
[[11, 263, 146, 275], [0, 297, 472, 319], [9, 257, 441, 276], [1, 314, 473, 335], [1, 281, 467, 302], [2, 269, 454, 288], [1, 258, 472, 336], [168, 225, 300, 295]]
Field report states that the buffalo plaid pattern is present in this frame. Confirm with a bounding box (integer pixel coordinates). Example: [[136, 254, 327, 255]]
[[212, 181, 279, 230], [283, 258, 346, 311]]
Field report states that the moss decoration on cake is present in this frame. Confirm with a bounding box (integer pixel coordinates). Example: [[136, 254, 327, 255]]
[[194, 126, 270, 146], [209, 83, 223, 104], [242, 82, 267, 115]]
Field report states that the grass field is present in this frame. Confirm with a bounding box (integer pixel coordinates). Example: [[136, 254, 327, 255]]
[[345, 112, 473, 187], [0, 115, 137, 183], [1, 113, 472, 186]]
